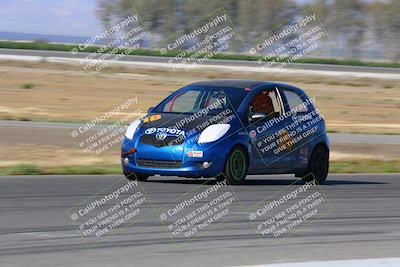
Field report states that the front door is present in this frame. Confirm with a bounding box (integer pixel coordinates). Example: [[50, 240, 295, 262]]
[[246, 87, 293, 171]]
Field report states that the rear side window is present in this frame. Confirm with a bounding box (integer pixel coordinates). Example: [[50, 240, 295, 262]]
[[283, 90, 308, 113]]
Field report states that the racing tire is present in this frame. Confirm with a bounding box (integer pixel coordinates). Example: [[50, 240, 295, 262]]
[[123, 170, 149, 181], [224, 146, 248, 185], [302, 145, 329, 185]]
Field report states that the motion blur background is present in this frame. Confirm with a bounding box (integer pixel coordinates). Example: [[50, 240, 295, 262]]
[[0, 0, 399, 175], [0, 2, 400, 266], [1, 0, 399, 62], [97, 0, 400, 62]]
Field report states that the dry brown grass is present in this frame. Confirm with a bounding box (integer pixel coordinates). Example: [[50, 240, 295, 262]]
[[0, 60, 399, 134], [1, 60, 399, 173], [0, 144, 118, 168]]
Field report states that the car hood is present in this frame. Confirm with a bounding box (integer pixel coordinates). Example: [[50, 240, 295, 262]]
[[140, 112, 233, 131]]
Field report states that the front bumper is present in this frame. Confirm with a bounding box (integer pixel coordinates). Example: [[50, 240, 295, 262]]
[[121, 157, 223, 178], [121, 137, 228, 178]]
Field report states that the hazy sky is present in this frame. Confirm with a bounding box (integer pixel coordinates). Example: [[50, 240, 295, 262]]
[[0, 0, 102, 36], [0, 0, 369, 37]]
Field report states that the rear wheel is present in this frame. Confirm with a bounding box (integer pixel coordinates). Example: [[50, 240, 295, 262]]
[[123, 170, 149, 181], [302, 145, 329, 184], [224, 146, 248, 185]]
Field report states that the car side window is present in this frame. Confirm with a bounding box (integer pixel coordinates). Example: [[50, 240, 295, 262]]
[[249, 88, 282, 121], [163, 90, 200, 112], [283, 90, 308, 113]]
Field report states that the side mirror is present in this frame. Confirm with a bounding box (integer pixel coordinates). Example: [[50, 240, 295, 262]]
[[147, 107, 154, 113], [249, 112, 267, 122]]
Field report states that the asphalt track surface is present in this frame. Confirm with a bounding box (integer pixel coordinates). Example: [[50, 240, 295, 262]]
[[0, 174, 399, 266]]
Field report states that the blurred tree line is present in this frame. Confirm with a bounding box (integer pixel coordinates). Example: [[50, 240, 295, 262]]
[[97, 0, 400, 62]]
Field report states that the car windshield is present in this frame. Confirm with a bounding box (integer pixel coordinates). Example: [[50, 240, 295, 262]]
[[152, 86, 248, 115]]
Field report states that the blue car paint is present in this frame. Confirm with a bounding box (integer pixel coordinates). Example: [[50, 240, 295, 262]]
[[121, 81, 329, 178]]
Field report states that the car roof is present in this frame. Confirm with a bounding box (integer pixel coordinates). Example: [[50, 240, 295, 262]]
[[187, 80, 306, 95], [188, 80, 268, 89]]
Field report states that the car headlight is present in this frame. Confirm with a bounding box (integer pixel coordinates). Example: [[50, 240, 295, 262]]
[[198, 124, 231, 144], [125, 120, 141, 139]]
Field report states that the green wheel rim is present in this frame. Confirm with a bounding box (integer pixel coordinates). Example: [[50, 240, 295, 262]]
[[230, 150, 245, 180]]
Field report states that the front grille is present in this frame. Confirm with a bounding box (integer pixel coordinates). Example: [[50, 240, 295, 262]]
[[140, 135, 184, 148], [136, 159, 182, 169]]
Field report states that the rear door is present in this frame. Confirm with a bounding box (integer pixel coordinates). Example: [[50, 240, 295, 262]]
[[279, 88, 321, 169]]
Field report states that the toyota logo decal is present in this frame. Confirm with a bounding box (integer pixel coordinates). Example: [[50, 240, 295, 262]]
[[145, 127, 157, 134], [156, 132, 167, 141]]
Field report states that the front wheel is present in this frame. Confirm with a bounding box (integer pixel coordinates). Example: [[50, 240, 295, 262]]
[[123, 170, 149, 181], [302, 145, 329, 184], [224, 146, 248, 185]]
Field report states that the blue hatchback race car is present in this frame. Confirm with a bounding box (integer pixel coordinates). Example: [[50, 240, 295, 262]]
[[121, 80, 329, 185]]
